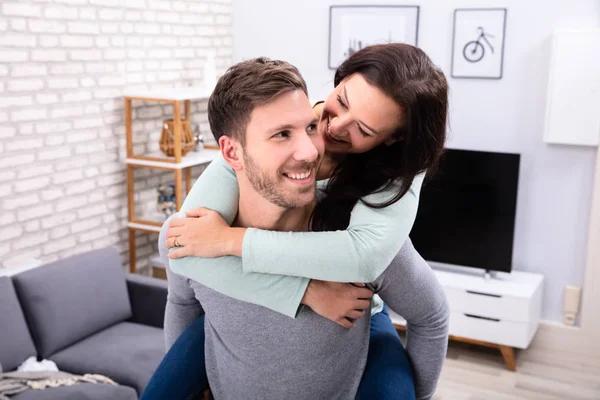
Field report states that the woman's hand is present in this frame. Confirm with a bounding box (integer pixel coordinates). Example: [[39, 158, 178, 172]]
[[165, 207, 245, 259], [301, 280, 373, 328]]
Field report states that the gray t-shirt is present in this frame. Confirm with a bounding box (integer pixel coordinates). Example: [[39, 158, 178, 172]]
[[167, 269, 371, 399], [160, 218, 449, 400]]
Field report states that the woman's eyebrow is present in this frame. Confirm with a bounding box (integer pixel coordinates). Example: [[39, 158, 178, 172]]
[[343, 85, 380, 136]]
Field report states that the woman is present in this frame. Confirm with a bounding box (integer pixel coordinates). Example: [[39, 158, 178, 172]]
[[143, 44, 449, 400]]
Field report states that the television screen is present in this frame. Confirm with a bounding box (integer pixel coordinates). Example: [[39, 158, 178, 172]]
[[409, 149, 520, 273]]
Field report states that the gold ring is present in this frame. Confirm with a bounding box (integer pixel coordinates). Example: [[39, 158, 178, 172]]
[[174, 236, 181, 247]]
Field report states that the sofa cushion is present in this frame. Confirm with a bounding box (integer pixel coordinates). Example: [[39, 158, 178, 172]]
[[49, 322, 164, 395], [12, 248, 132, 359], [0, 277, 36, 372], [10, 383, 137, 400]]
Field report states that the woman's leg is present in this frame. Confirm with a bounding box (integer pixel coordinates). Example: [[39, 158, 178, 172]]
[[141, 316, 209, 400], [356, 305, 416, 400]]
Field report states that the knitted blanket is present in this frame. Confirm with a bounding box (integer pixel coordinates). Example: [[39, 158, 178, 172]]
[[0, 371, 117, 399]]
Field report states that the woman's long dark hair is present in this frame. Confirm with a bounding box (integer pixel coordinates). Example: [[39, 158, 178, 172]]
[[312, 43, 448, 231]]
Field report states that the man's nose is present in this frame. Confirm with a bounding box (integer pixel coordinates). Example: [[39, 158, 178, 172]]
[[293, 132, 319, 162]]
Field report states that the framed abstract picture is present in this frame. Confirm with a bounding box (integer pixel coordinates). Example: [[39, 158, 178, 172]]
[[451, 8, 508, 79], [328, 5, 420, 70]]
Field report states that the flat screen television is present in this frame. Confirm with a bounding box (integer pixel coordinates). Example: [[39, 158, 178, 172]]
[[409, 148, 520, 273]]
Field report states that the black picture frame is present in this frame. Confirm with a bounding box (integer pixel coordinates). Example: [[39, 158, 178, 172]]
[[451, 8, 508, 79], [328, 5, 420, 70]]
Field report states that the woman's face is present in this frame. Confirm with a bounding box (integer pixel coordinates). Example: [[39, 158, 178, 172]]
[[318, 73, 404, 154]]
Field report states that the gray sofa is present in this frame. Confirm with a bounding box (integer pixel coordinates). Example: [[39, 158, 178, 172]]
[[0, 248, 168, 399]]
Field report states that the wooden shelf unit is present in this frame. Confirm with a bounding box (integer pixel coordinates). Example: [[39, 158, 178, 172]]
[[124, 87, 220, 273]]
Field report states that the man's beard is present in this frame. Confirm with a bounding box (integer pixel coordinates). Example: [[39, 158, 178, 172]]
[[243, 151, 317, 209]]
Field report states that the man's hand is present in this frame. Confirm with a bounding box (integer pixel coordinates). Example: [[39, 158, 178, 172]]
[[301, 280, 373, 328], [166, 207, 244, 259]]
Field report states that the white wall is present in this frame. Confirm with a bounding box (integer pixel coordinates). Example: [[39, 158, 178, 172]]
[[0, 0, 232, 272], [232, 0, 600, 323]]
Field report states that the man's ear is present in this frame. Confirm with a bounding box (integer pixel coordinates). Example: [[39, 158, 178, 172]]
[[219, 136, 243, 171]]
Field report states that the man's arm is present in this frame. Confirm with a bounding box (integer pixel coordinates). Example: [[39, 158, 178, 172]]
[[160, 215, 204, 350], [370, 239, 450, 400]]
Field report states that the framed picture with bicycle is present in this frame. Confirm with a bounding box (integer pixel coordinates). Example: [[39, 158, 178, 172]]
[[451, 8, 507, 79]]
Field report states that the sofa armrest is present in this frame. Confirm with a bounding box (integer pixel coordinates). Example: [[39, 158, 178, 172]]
[[126, 274, 168, 329]]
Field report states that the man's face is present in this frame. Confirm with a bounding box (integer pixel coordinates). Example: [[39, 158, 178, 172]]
[[241, 89, 324, 209]]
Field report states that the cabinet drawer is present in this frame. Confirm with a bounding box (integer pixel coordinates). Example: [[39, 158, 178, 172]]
[[445, 287, 531, 323], [449, 312, 531, 348]]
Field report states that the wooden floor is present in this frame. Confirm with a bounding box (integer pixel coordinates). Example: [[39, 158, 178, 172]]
[[432, 341, 600, 399]]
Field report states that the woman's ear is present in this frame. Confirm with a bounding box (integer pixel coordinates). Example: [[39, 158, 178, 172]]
[[383, 136, 400, 146], [219, 136, 243, 171], [384, 136, 401, 146]]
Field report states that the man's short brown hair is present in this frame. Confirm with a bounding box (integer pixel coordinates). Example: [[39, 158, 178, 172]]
[[208, 57, 308, 146]]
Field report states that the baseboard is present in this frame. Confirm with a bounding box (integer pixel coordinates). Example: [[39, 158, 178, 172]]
[[528, 320, 600, 357]]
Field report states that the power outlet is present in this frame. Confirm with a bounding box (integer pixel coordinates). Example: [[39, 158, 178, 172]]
[[564, 313, 577, 325], [563, 285, 582, 326]]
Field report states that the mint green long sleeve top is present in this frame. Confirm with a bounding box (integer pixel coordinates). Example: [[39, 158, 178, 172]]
[[169, 153, 423, 318]]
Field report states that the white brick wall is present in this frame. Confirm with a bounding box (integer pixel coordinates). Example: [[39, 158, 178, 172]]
[[0, 0, 232, 271]]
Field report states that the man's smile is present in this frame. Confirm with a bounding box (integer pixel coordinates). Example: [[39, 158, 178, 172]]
[[282, 169, 314, 185]]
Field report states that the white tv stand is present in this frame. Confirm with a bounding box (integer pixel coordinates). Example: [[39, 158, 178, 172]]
[[391, 263, 544, 371]]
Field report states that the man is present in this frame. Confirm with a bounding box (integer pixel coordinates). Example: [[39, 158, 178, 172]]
[[159, 58, 447, 399]]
